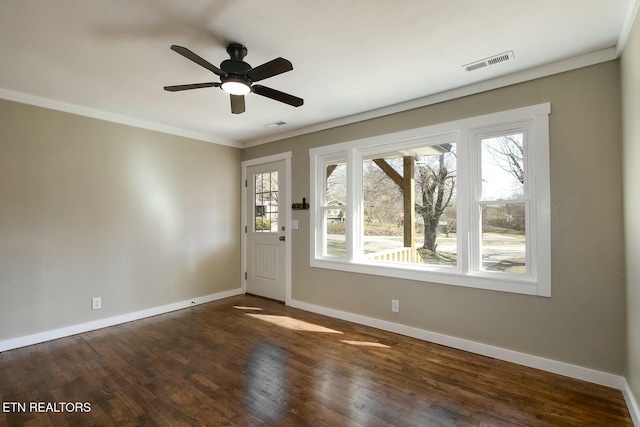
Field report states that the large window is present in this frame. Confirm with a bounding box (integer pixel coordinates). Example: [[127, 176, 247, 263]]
[[310, 104, 551, 296]]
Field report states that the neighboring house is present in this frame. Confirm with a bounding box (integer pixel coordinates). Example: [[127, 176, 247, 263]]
[[325, 201, 345, 223]]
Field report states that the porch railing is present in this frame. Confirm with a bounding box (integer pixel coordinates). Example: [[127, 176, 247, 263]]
[[365, 247, 424, 264]]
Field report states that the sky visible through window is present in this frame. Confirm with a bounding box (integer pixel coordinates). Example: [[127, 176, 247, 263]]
[[481, 134, 524, 201]]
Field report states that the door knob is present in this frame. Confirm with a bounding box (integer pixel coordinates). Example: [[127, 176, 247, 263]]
[[279, 235, 286, 241]]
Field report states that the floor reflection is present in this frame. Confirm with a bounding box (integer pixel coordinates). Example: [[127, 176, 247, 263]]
[[233, 305, 264, 311], [243, 341, 289, 423], [340, 340, 391, 348], [246, 314, 343, 333]]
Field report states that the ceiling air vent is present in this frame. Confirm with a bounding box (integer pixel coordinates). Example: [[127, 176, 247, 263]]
[[463, 50, 514, 72], [264, 120, 287, 129]]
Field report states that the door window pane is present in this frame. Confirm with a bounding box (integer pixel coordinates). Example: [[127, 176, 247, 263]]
[[254, 171, 278, 232]]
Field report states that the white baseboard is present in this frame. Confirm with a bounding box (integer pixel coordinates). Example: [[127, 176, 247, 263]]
[[623, 379, 640, 426], [288, 299, 626, 391], [0, 288, 243, 352]]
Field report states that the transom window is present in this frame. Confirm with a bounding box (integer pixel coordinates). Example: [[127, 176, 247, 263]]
[[310, 104, 551, 296]]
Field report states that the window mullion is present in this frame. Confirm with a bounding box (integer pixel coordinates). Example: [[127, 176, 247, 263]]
[[318, 161, 327, 257], [456, 129, 471, 274], [469, 132, 483, 274], [347, 148, 362, 262]]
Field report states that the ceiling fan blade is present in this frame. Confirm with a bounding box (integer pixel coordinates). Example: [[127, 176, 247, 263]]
[[246, 58, 293, 82], [230, 94, 245, 114], [170, 45, 225, 76], [252, 85, 303, 107], [164, 82, 220, 92]]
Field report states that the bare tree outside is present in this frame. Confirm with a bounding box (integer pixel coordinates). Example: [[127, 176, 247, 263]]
[[326, 164, 347, 205], [330, 147, 458, 265], [483, 135, 524, 191], [489, 135, 523, 184], [415, 149, 457, 255], [363, 159, 403, 227], [480, 133, 526, 273]]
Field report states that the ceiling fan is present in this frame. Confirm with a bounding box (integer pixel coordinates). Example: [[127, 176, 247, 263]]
[[164, 43, 303, 114]]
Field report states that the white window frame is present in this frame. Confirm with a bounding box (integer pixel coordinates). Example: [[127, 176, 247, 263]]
[[310, 103, 551, 296], [317, 152, 349, 258]]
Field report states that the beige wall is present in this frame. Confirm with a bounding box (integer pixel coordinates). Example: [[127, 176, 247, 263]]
[[0, 99, 242, 341], [0, 56, 628, 378], [622, 8, 640, 406], [245, 61, 626, 374]]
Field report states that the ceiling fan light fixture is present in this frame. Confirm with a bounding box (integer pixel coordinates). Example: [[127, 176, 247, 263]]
[[165, 44, 303, 114], [221, 80, 251, 95]]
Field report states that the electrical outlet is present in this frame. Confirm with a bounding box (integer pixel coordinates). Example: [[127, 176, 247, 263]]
[[92, 297, 102, 310], [391, 299, 399, 312]]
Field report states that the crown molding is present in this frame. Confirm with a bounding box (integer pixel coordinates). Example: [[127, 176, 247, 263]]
[[242, 48, 617, 148], [617, 0, 640, 56], [0, 88, 242, 148]]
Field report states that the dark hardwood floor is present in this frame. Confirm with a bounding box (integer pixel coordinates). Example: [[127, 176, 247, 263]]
[[0, 295, 632, 426]]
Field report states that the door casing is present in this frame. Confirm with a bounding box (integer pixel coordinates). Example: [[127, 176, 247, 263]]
[[241, 152, 292, 304]]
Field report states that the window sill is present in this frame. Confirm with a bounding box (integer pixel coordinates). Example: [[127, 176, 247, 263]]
[[310, 258, 548, 297]]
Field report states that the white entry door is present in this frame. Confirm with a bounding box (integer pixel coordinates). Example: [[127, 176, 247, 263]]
[[245, 160, 287, 301]]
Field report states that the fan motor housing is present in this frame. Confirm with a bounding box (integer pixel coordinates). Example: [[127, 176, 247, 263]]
[[220, 43, 251, 76], [220, 59, 252, 75]]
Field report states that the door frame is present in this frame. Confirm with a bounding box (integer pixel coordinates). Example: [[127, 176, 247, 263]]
[[241, 152, 292, 304]]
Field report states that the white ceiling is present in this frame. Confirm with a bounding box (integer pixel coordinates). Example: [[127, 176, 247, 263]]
[[0, 0, 636, 148]]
